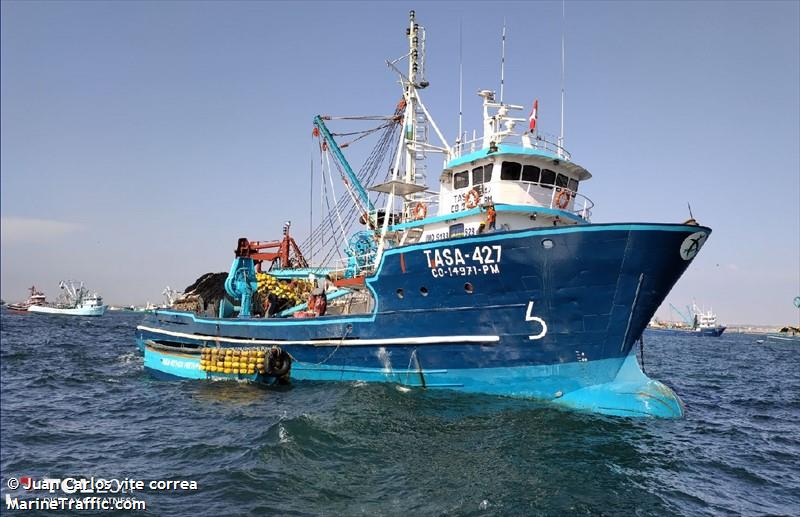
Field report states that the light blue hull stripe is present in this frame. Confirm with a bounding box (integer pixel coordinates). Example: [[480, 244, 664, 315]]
[[141, 341, 683, 418]]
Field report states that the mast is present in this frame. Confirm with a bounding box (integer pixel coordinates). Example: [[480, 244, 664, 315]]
[[404, 10, 419, 185], [500, 20, 506, 104], [458, 18, 463, 155], [559, 0, 566, 153]]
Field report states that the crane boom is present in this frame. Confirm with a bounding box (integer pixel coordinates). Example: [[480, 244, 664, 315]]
[[313, 116, 375, 215], [669, 303, 693, 325]]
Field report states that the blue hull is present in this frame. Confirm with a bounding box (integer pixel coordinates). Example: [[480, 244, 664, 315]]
[[645, 326, 726, 337], [137, 223, 710, 417]]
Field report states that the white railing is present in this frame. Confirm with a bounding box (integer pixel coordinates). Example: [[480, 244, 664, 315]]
[[520, 182, 594, 221], [403, 194, 439, 222], [325, 250, 378, 280], [452, 131, 571, 161]]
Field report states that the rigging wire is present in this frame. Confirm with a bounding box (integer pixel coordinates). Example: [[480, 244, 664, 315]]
[[314, 122, 399, 267], [331, 121, 395, 137], [323, 150, 350, 250], [309, 137, 314, 265], [299, 109, 402, 266], [301, 104, 404, 251]]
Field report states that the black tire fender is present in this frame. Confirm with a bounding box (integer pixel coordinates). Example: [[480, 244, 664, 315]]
[[267, 347, 292, 377]]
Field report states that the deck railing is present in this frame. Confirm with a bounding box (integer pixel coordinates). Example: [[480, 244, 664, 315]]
[[453, 131, 571, 161], [520, 182, 594, 221]]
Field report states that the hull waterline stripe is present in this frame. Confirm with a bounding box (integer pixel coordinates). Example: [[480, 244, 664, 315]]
[[137, 325, 500, 347]]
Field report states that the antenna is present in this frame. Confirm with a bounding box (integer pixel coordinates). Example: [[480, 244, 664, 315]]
[[687, 202, 694, 219], [559, 0, 566, 150], [458, 18, 463, 145], [499, 19, 506, 103]]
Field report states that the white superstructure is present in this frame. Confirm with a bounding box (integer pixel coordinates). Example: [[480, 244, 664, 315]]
[[28, 280, 107, 317]]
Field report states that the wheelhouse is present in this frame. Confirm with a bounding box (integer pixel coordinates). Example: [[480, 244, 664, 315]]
[[438, 147, 592, 222]]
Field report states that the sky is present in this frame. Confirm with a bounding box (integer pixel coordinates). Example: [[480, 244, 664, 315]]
[[1, 1, 798, 326]]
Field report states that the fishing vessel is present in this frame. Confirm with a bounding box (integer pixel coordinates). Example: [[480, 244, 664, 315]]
[[5, 286, 48, 312], [647, 302, 726, 337], [766, 296, 800, 343], [766, 327, 800, 343], [28, 281, 107, 317], [136, 12, 713, 418]]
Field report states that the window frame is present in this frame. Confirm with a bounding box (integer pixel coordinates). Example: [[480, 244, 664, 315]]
[[453, 171, 469, 190], [539, 168, 556, 189], [472, 166, 485, 185], [500, 161, 522, 181], [521, 165, 540, 183], [568, 178, 579, 192]]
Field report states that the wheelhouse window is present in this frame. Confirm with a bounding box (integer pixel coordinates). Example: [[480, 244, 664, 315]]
[[453, 171, 469, 189], [556, 173, 569, 189], [540, 168, 555, 188], [501, 161, 521, 180], [522, 165, 540, 183], [449, 223, 465, 238], [472, 165, 492, 185], [568, 178, 579, 192]]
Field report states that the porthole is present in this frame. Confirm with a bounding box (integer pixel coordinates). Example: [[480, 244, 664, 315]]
[[464, 282, 474, 294], [420, 287, 429, 296], [396, 288, 404, 299], [542, 239, 554, 249]]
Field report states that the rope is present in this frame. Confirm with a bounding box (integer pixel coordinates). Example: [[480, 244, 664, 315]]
[[324, 151, 350, 246], [301, 111, 402, 267], [326, 115, 397, 121], [308, 324, 352, 366], [309, 137, 314, 265], [331, 121, 394, 137]]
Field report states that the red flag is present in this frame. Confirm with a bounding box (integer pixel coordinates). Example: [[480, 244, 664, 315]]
[[529, 99, 538, 132]]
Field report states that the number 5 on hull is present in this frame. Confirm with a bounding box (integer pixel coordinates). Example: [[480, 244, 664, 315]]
[[526, 301, 548, 340]]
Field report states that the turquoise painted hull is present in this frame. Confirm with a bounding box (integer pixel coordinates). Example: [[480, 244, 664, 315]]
[[141, 340, 683, 418]]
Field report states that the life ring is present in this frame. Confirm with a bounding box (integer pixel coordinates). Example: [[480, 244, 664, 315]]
[[412, 202, 427, 220], [555, 190, 571, 209], [465, 189, 481, 209]]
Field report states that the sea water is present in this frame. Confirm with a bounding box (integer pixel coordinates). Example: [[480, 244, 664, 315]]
[[1, 311, 797, 515]]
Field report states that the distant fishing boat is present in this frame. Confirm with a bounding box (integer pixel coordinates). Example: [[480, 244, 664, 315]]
[[766, 297, 800, 343], [647, 302, 726, 337], [28, 281, 107, 317], [766, 327, 800, 343], [5, 286, 48, 312], [136, 11, 713, 418]]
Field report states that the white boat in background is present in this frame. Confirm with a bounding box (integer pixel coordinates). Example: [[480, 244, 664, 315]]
[[6, 286, 48, 312], [144, 286, 183, 312], [647, 301, 726, 337], [28, 281, 107, 317], [766, 327, 800, 343]]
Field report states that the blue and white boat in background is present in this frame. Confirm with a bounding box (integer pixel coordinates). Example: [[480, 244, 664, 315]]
[[766, 296, 800, 343], [29, 280, 107, 317], [647, 302, 726, 337], [136, 11, 712, 418], [693, 306, 726, 336]]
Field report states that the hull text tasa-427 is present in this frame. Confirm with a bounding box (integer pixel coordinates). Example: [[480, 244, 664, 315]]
[[136, 12, 711, 418]]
